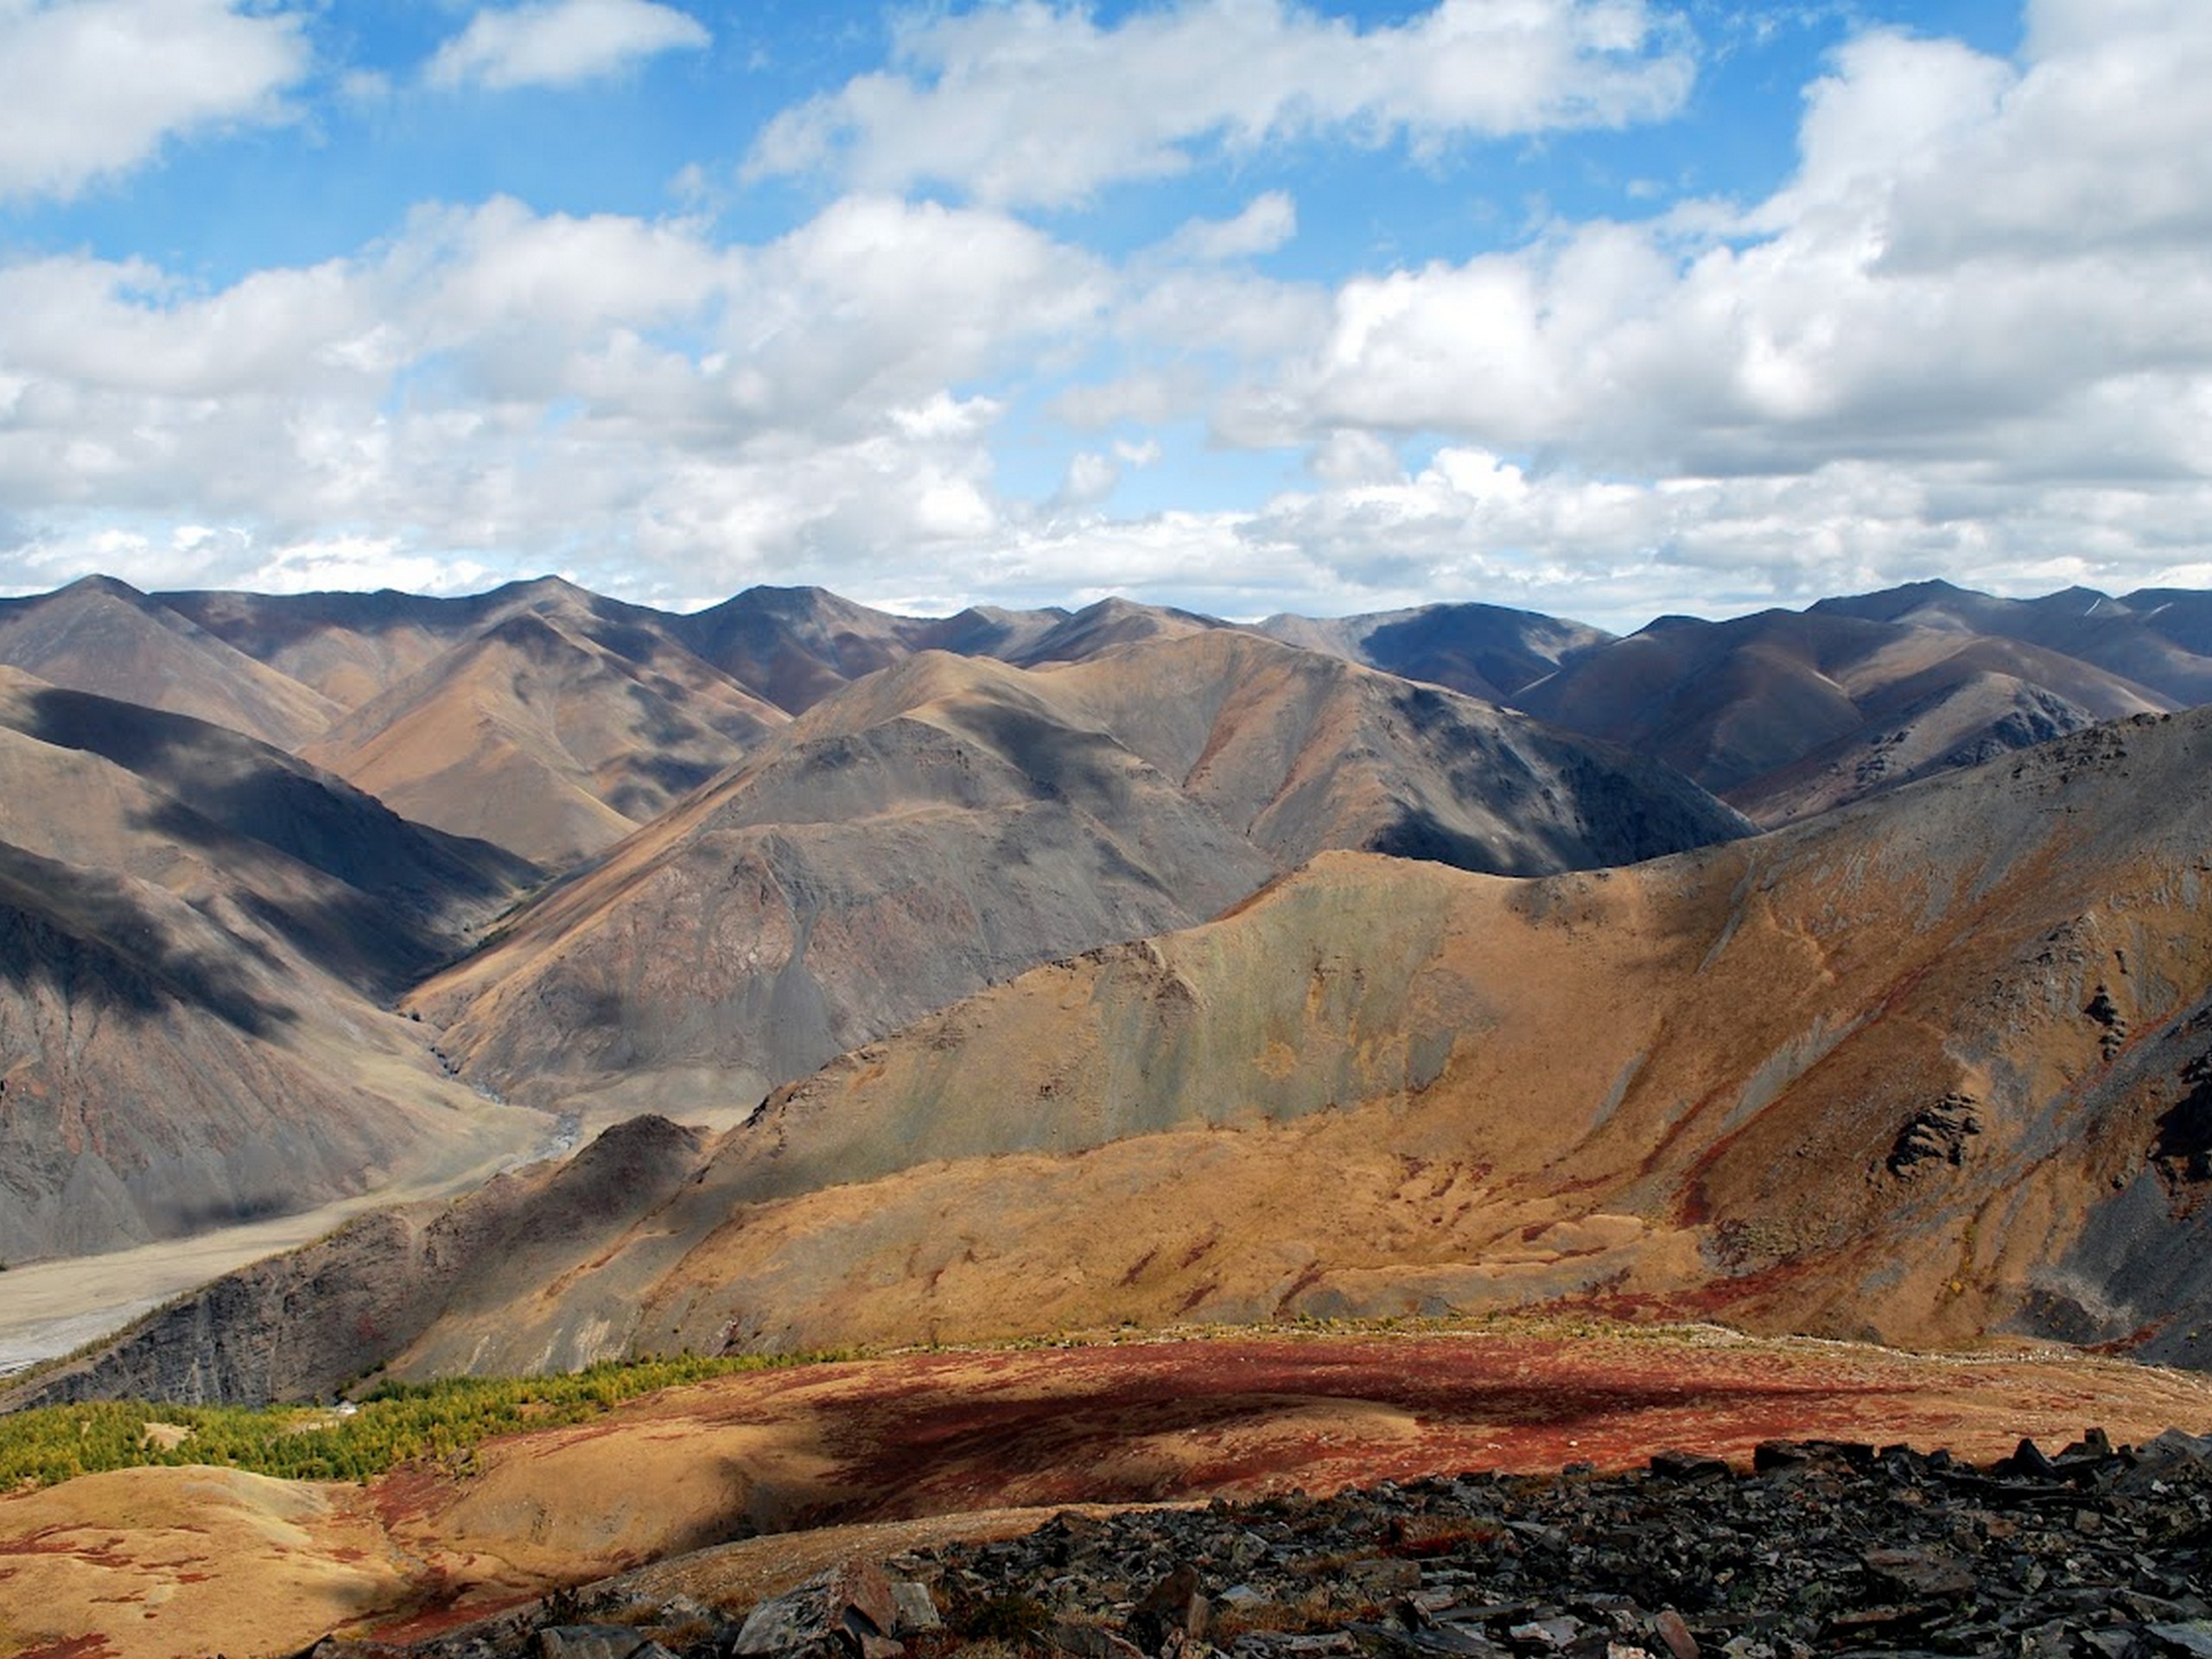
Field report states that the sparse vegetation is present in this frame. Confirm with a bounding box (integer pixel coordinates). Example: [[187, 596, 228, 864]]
[[936, 1587, 1052, 1644], [0, 1350, 849, 1492]]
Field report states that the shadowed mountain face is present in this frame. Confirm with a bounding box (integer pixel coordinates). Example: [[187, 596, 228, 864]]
[[1514, 606, 2171, 824], [664, 587, 1205, 710], [159, 575, 708, 713], [300, 610, 787, 868], [1812, 580, 2212, 706], [1257, 601, 1613, 703], [402, 632, 1749, 1121], [0, 669, 533, 966], [0, 577, 341, 749], [0, 668, 546, 1263], [35, 707, 2212, 1404], [0, 836, 532, 1266]]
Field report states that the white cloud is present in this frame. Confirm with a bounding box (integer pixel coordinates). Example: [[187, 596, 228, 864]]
[[1055, 450, 1121, 508], [747, 0, 1695, 207], [0, 191, 1106, 598], [0, 0, 308, 202], [1307, 429, 1402, 486], [1219, 5, 2212, 495], [1160, 192, 1298, 262], [8, 3, 2212, 632], [240, 537, 495, 598], [429, 0, 709, 92]]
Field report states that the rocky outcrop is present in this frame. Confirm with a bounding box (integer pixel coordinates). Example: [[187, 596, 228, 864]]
[[1886, 1094, 1983, 1176], [340, 1431, 2212, 1659]]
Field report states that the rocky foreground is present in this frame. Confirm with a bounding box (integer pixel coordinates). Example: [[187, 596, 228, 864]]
[[320, 1430, 2212, 1659]]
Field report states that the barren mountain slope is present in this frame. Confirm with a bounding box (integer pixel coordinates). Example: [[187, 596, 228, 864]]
[[667, 586, 1179, 711], [1814, 580, 2212, 706], [0, 672, 549, 1262], [1257, 601, 1612, 702], [158, 574, 719, 712], [602, 709, 2210, 1369], [46, 708, 2212, 1397], [0, 576, 340, 749], [1516, 607, 2168, 817], [302, 610, 785, 867], [403, 636, 1745, 1122], [2124, 587, 2212, 657], [1727, 668, 2099, 825], [664, 586, 1027, 712], [1033, 630, 1738, 870], [0, 836, 539, 1266], [1005, 595, 1220, 666], [0, 668, 533, 970]]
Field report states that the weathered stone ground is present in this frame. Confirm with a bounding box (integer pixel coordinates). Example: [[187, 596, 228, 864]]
[[321, 1428, 2212, 1659]]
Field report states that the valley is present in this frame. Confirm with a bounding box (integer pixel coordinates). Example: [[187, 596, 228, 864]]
[[6, 574, 2212, 1657]]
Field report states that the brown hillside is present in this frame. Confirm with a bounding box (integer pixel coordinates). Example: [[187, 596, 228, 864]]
[[302, 609, 785, 867], [1516, 607, 2169, 821], [1814, 579, 2212, 706], [161, 575, 715, 711], [402, 633, 1745, 1123], [0, 576, 340, 749], [671, 585, 1074, 712], [38, 709, 2212, 1399]]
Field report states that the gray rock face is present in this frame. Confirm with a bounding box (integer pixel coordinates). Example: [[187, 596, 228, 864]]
[[0, 850, 455, 1266], [734, 1560, 906, 1659]]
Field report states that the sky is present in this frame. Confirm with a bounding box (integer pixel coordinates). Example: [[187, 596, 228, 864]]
[[0, 0, 2207, 632]]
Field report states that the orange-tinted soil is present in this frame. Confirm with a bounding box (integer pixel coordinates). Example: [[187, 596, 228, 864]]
[[6, 1325, 2210, 1659]]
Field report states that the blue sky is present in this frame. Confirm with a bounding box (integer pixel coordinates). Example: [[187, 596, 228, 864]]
[[0, 0, 2204, 631]]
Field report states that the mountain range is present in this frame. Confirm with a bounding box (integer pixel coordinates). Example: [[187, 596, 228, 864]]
[[5, 571, 2212, 1396]]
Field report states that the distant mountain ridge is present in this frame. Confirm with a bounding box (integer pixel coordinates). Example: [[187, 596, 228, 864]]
[[20, 570, 2209, 840], [7, 569, 2212, 1277]]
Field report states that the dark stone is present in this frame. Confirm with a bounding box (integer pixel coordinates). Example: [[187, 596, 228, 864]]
[[1648, 1450, 1730, 1483], [1751, 1440, 1812, 1473], [1887, 1095, 1983, 1176], [1861, 1548, 1976, 1601], [337, 1421, 2212, 1659]]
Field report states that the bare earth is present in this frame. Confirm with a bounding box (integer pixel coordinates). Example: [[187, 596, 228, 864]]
[[0, 1112, 564, 1379], [6, 1323, 2212, 1659]]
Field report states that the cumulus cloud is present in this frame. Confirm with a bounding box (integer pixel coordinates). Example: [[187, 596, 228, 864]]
[[1217, 3, 2212, 497], [429, 0, 709, 92], [747, 0, 1695, 206], [0, 0, 308, 202], [0, 191, 1104, 599], [7, 2, 2212, 628], [1053, 450, 1121, 508]]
